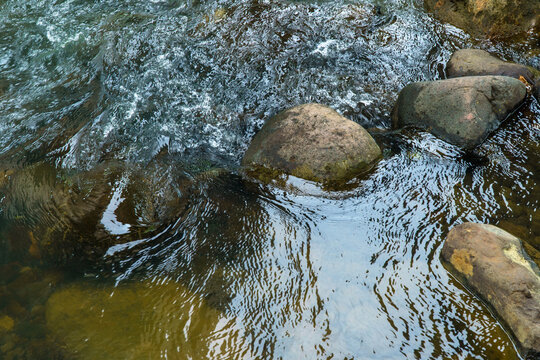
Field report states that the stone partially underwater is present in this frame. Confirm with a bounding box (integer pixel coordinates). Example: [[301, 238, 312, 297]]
[[392, 76, 527, 150], [446, 49, 540, 100], [242, 103, 381, 186], [441, 223, 540, 358]]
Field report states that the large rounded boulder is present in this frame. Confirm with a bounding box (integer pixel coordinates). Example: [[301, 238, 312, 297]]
[[392, 76, 526, 150], [441, 223, 540, 358], [424, 0, 540, 39], [242, 103, 381, 184]]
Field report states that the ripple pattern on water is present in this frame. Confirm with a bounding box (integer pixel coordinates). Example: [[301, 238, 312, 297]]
[[0, 0, 538, 359]]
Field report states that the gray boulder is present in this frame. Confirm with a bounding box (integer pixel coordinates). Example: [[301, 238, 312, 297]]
[[242, 103, 381, 184], [441, 223, 540, 359], [392, 76, 526, 149], [447, 49, 539, 98]]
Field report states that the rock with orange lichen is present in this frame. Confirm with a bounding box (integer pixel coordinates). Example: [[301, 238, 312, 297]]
[[441, 223, 540, 359], [391, 76, 526, 150], [0, 315, 14, 332]]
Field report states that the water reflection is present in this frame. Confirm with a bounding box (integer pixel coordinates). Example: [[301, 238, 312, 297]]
[[0, 0, 538, 358], [47, 277, 253, 360], [0, 155, 191, 267], [1, 136, 536, 358]]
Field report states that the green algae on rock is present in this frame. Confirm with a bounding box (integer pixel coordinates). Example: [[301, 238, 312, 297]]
[[441, 223, 540, 358], [46, 279, 251, 360], [242, 103, 381, 185], [392, 76, 526, 150]]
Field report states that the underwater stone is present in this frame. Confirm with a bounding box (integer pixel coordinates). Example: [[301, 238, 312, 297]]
[[424, 0, 540, 39], [0, 160, 190, 266], [46, 279, 251, 359], [392, 76, 526, 150], [441, 223, 540, 358], [242, 103, 381, 184]]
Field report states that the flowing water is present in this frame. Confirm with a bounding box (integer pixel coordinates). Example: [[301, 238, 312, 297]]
[[0, 0, 539, 359]]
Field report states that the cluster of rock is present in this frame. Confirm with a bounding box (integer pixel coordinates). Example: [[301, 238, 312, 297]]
[[241, 49, 539, 357], [0, 1, 538, 357], [242, 49, 536, 183], [392, 49, 536, 150]]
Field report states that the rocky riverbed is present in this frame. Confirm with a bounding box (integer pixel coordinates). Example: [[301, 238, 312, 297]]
[[0, 0, 539, 359]]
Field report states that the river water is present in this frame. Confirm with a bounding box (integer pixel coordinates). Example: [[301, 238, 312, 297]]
[[0, 0, 538, 359]]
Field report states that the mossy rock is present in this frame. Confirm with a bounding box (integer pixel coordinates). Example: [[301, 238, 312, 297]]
[[441, 223, 540, 358]]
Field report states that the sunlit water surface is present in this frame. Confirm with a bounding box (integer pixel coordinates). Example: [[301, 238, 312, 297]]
[[0, 0, 538, 359]]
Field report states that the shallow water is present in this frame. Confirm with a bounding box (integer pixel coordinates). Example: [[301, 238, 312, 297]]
[[0, 0, 539, 359]]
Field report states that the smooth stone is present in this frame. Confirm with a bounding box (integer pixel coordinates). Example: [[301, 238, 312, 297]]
[[424, 0, 540, 39], [441, 223, 540, 358], [46, 279, 251, 360], [242, 103, 381, 184], [391, 76, 526, 150], [447, 49, 540, 98]]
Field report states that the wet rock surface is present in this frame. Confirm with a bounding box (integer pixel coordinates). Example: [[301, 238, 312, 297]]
[[392, 76, 526, 150], [424, 0, 540, 39], [441, 223, 540, 358], [447, 49, 540, 98], [242, 103, 381, 184], [45, 279, 249, 360]]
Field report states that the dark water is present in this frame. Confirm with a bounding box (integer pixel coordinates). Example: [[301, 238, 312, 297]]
[[0, 0, 539, 359]]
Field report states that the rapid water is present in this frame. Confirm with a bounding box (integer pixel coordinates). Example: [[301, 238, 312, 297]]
[[0, 0, 538, 359]]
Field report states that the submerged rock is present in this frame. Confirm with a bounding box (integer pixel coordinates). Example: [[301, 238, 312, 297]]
[[424, 0, 540, 39], [392, 76, 526, 150], [0, 159, 190, 266], [441, 223, 540, 358], [242, 103, 381, 184], [447, 49, 540, 97], [0, 316, 14, 332], [46, 279, 250, 359]]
